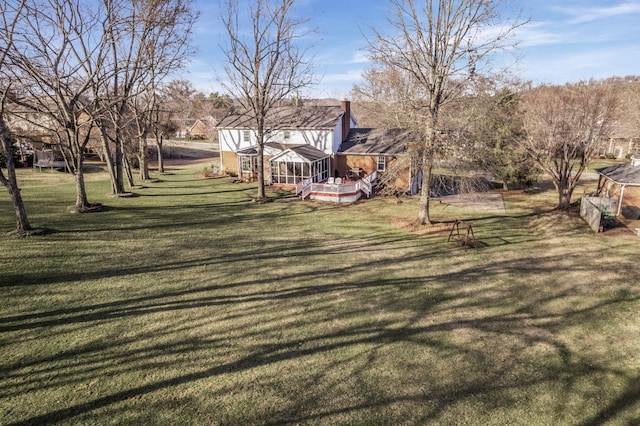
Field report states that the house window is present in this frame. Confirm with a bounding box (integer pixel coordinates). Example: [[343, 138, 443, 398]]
[[243, 130, 250, 142], [241, 156, 257, 173], [377, 156, 386, 172], [284, 130, 290, 141]]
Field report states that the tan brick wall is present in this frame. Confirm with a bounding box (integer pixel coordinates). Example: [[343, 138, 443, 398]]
[[601, 178, 640, 209], [221, 150, 271, 183], [340, 155, 377, 175], [623, 186, 640, 208], [221, 150, 238, 174]]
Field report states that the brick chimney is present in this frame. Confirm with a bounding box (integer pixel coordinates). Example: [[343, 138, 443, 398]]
[[340, 100, 351, 142]]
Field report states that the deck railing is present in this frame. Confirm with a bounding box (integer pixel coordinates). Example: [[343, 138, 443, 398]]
[[356, 171, 377, 198], [310, 182, 357, 194], [296, 171, 378, 201], [295, 178, 312, 198]]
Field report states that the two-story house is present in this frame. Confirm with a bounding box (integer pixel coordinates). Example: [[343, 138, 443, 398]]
[[217, 100, 356, 183], [217, 100, 419, 198]]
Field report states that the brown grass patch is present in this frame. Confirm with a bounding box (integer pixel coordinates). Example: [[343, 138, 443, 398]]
[[389, 218, 452, 236], [527, 209, 585, 237]]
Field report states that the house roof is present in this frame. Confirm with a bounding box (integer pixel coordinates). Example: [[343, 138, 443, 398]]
[[269, 144, 329, 163], [338, 128, 414, 156], [597, 157, 640, 185], [237, 141, 291, 155], [216, 105, 345, 130]]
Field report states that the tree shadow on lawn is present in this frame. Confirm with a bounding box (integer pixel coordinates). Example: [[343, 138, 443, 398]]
[[3, 235, 639, 425]]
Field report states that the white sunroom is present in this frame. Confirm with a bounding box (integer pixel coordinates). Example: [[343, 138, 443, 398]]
[[269, 145, 330, 185]]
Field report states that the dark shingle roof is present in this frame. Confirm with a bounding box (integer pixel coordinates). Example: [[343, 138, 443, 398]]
[[237, 141, 291, 155], [597, 158, 640, 185], [270, 145, 329, 163], [289, 145, 329, 161], [217, 105, 344, 130], [338, 128, 414, 156]]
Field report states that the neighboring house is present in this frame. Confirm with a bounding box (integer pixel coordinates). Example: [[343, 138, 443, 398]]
[[596, 155, 640, 216], [175, 118, 211, 140], [217, 100, 418, 197], [601, 122, 639, 159], [4, 107, 57, 143]]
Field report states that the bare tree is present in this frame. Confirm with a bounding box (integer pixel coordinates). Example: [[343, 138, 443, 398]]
[[0, 0, 31, 233], [97, 0, 197, 192], [611, 76, 640, 158], [4, 0, 106, 211], [520, 81, 618, 210], [367, 0, 524, 224], [219, 0, 315, 201]]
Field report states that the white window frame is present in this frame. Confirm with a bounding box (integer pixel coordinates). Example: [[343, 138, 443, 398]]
[[243, 129, 250, 142], [241, 156, 257, 173], [377, 156, 386, 172]]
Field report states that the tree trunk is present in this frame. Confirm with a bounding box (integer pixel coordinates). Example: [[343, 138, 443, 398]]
[[73, 163, 90, 209], [256, 142, 266, 200], [157, 134, 164, 173], [0, 119, 32, 232], [557, 185, 573, 210], [124, 156, 134, 188], [99, 124, 118, 194], [138, 136, 149, 181], [114, 137, 125, 194], [556, 170, 573, 210], [417, 158, 433, 225], [417, 119, 437, 226]]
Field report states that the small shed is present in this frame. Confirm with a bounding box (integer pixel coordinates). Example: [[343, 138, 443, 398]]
[[596, 155, 640, 216]]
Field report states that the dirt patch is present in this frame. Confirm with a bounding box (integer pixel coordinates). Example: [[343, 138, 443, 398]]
[[194, 168, 220, 179], [436, 192, 506, 213], [527, 209, 586, 237], [599, 218, 640, 241], [527, 209, 640, 241]]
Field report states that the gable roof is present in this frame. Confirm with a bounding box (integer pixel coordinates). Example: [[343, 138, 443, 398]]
[[237, 141, 291, 156], [597, 157, 640, 186], [217, 105, 345, 130], [270, 145, 329, 163], [338, 128, 414, 156]]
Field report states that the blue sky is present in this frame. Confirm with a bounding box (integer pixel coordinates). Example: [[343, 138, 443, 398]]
[[180, 0, 640, 98]]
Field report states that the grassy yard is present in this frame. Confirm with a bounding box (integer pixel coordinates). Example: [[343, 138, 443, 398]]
[[1, 164, 639, 425]]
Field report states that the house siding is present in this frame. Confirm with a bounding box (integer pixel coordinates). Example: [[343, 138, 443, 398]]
[[604, 182, 640, 209], [219, 126, 338, 180], [337, 154, 412, 192], [216, 102, 359, 182], [221, 150, 238, 175]]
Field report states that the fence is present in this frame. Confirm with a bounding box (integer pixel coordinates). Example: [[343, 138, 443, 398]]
[[580, 196, 617, 232]]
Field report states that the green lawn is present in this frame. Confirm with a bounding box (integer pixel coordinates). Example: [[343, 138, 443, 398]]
[[1, 165, 639, 425]]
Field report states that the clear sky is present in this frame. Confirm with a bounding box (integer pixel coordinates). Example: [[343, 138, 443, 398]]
[[179, 0, 640, 98]]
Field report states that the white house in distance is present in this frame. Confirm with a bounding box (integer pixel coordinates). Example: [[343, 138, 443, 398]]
[[217, 100, 418, 200]]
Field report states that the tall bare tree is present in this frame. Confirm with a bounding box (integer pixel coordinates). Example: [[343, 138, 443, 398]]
[[219, 0, 315, 201], [4, 0, 106, 211], [520, 81, 618, 210], [0, 0, 32, 233], [368, 0, 524, 224], [97, 0, 197, 193]]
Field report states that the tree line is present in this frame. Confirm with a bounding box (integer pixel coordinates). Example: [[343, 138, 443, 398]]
[[1, 0, 198, 233], [2, 0, 639, 234]]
